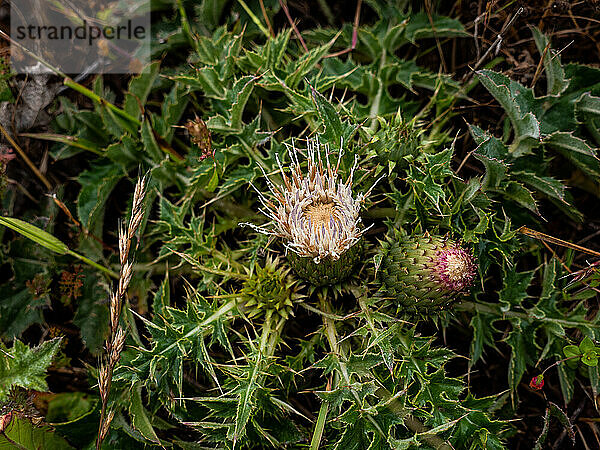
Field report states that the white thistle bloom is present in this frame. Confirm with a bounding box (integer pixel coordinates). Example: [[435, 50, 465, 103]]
[[246, 138, 379, 267]]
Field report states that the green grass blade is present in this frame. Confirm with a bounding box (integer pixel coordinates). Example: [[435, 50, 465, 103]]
[[0, 216, 69, 255]]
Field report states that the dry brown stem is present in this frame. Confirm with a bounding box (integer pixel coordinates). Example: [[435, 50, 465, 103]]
[[96, 173, 148, 449]]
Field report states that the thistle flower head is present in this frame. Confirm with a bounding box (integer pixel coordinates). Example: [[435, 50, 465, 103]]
[[246, 138, 376, 264], [380, 233, 477, 312], [243, 138, 380, 286]]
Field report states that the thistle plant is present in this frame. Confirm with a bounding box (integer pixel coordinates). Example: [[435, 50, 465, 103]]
[[5, 2, 600, 449], [246, 138, 379, 286], [379, 233, 476, 312]]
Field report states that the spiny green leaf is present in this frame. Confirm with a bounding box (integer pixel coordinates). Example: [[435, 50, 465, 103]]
[[533, 407, 551, 450], [152, 272, 170, 317], [230, 76, 257, 130], [0, 417, 73, 449], [469, 312, 495, 367], [72, 270, 109, 354], [197, 0, 228, 30], [510, 113, 541, 157], [505, 320, 535, 398], [0, 338, 62, 400], [333, 419, 371, 450], [544, 131, 600, 180], [589, 365, 600, 413], [310, 85, 344, 148], [548, 402, 575, 444], [477, 70, 540, 150], [470, 124, 509, 189], [264, 30, 292, 70], [557, 359, 575, 404], [141, 119, 165, 162], [531, 27, 569, 96], [404, 12, 468, 43], [499, 267, 535, 310], [285, 40, 334, 90], [77, 162, 125, 230], [514, 172, 568, 205], [575, 92, 600, 120], [129, 382, 161, 444], [124, 61, 161, 119], [176, 67, 228, 99], [502, 182, 539, 215]]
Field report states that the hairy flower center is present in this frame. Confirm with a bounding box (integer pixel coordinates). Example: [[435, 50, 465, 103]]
[[444, 252, 472, 283], [434, 246, 476, 292], [304, 201, 337, 229]]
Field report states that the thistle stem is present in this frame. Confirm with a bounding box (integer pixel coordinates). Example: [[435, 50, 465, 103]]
[[368, 47, 387, 132], [234, 312, 285, 444], [309, 401, 329, 450], [458, 301, 595, 328], [310, 295, 340, 450], [266, 315, 286, 355], [316, 295, 386, 442], [257, 311, 273, 373]]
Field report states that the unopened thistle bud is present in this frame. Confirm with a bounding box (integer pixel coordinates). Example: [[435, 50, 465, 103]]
[[379, 233, 476, 311], [244, 138, 380, 287], [241, 258, 302, 320]]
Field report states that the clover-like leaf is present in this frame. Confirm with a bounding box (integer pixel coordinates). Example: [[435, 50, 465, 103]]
[[582, 351, 599, 367], [563, 344, 581, 359], [579, 336, 596, 353]]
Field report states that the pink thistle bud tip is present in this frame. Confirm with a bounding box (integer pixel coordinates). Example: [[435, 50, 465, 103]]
[[433, 246, 477, 292]]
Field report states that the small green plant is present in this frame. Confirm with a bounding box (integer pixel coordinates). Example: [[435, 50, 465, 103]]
[[563, 336, 600, 367]]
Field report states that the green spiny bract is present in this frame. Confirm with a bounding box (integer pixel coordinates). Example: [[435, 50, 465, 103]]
[[287, 239, 363, 287], [364, 113, 421, 168], [379, 233, 476, 312], [242, 258, 301, 320]]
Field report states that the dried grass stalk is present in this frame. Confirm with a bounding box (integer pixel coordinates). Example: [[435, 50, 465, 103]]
[[96, 173, 148, 449]]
